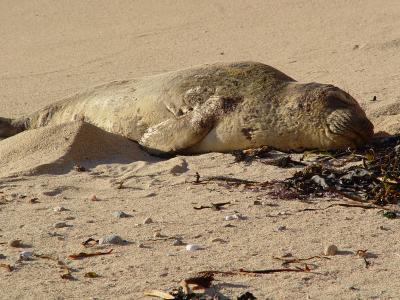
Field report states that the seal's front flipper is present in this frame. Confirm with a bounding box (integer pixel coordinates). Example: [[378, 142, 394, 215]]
[[139, 95, 241, 156], [0, 117, 26, 139]]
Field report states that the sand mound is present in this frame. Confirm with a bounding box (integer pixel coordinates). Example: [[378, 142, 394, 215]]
[[0, 121, 155, 177]]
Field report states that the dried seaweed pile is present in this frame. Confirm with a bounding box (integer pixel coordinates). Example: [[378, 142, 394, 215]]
[[269, 136, 400, 205]]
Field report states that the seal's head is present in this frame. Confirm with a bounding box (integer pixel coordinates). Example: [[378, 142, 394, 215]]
[[282, 83, 374, 151]]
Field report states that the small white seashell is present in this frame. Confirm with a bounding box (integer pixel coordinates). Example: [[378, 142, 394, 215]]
[[224, 214, 245, 221], [19, 251, 33, 260], [113, 211, 130, 218], [53, 206, 67, 212], [186, 244, 201, 251]]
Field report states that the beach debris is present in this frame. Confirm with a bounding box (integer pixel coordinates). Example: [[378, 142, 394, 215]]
[[180, 273, 214, 295], [356, 250, 371, 268], [144, 264, 311, 299], [186, 244, 202, 251], [53, 221, 69, 228], [73, 164, 86, 172], [53, 206, 68, 212], [61, 272, 74, 280], [232, 146, 272, 162], [355, 249, 368, 258], [59, 261, 76, 280], [84, 271, 100, 278], [112, 211, 130, 218], [143, 290, 175, 299], [68, 249, 113, 260], [382, 211, 397, 219], [19, 251, 33, 260], [8, 239, 22, 247], [143, 217, 153, 224], [211, 238, 227, 243], [276, 225, 287, 231], [237, 291, 257, 300], [192, 265, 312, 279], [236, 265, 311, 274], [193, 201, 231, 210], [273, 255, 330, 267], [224, 213, 246, 221], [200, 137, 400, 207], [98, 234, 125, 245], [29, 197, 39, 204], [0, 263, 13, 272], [34, 254, 75, 280], [253, 200, 262, 205], [324, 245, 338, 256], [82, 237, 98, 247], [264, 155, 306, 168], [193, 172, 258, 185]]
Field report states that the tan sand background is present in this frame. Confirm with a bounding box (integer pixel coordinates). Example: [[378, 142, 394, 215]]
[[1, 1, 400, 299]]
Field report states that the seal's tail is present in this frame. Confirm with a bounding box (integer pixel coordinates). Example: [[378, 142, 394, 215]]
[[0, 117, 26, 139]]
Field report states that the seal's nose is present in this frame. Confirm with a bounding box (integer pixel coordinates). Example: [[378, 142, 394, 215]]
[[327, 110, 374, 146]]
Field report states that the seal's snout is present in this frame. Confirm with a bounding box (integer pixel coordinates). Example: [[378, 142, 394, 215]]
[[327, 109, 374, 146]]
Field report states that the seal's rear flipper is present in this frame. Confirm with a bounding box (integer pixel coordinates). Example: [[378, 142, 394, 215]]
[[139, 95, 241, 156], [0, 117, 26, 139]]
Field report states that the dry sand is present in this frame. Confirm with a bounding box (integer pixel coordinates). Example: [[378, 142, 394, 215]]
[[1, 1, 400, 299]]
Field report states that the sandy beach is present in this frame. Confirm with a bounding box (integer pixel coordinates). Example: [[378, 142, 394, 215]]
[[1, 1, 400, 299]]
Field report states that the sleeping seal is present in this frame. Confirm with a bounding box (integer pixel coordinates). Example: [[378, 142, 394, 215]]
[[0, 62, 374, 155]]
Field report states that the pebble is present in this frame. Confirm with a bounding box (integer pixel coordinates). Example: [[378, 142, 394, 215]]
[[186, 244, 202, 251], [0, 254, 6, 259], [143, 217, 153, 224], [53, 206, 67, 212], [138, 243, 145, 248], [8, 239, 22, 247], [53, 222, 69, 228], [113, 211, 130, 218], [19, 251, 33, 260], [90, 194, 99, 201], [224, 214, 246, 221], [172, 239, 185, 246], [253, 200, 262, 205], [98, 234, 125, 245], [276, 225, 287, 231], [324, 244, 338, 256]]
